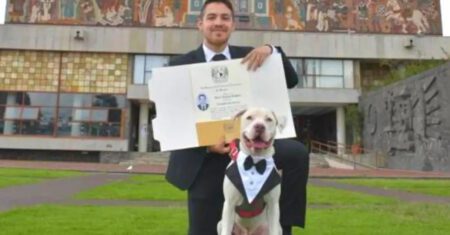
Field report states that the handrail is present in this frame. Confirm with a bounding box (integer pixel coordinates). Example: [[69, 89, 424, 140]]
[[310, 140, 384, 169]]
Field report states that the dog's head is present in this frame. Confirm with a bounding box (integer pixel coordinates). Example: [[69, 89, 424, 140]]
[[236, 108, 286, 156]]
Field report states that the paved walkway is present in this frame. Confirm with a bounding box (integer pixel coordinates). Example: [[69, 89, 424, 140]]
[[1, 159, 450, 213], [0, 173, 129, 212]]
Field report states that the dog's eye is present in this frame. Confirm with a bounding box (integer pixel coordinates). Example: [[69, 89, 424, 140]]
[[246, 115, 253, 120], [266, 117, 273, 122]]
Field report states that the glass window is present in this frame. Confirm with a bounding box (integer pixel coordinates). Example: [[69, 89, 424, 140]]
[[92, 94, 124, 108], [300, 59, 346, 88], [316, 76, 344, 88], [59, 94, 93, 107], [27, 93, 57, 106], [108, 109, 122, 122], [133, 55, 170, 84], [0, 120, 20, 134], [4, 107, 21, 119], [72, 109, 90, 122], [91, 109, 108, 122], [133, 55, 145, 84], [22, 107, 40, 120], [319, 60, 343, 76], [0, 92, 21, 105]]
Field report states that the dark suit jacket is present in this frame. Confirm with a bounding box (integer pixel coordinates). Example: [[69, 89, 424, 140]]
[[165, 45, 298, 190]]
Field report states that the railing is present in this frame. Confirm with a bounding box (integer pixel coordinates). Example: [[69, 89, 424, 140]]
[[310, 140, 386, 169]]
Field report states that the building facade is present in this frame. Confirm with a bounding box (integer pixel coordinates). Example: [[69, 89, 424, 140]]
[[0, 0, 449, 158]]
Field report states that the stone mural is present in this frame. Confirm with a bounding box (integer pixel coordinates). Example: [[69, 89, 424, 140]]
[[361, 62, 450, 172], [6, 0, 442, 35]]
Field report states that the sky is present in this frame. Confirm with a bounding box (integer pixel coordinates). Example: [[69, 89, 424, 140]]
[[0, 0, 448, 36]]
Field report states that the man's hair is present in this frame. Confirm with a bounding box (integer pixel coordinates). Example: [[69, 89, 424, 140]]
[[199, 0, 234, 19]]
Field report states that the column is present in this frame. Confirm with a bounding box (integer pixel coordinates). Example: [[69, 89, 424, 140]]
[[138, 102, 149, 153], [336, 106, 346, 156]]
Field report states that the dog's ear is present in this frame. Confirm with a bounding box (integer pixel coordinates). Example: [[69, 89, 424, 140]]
[[272, 111, 287, 133], [233, 109, 247, 120]]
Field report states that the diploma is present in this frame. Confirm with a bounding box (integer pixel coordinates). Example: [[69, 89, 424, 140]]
[[150, 54, 296, 151]]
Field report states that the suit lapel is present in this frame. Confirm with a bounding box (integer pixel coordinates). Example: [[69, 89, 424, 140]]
[[229, 46, 249, 59], [229, 46, 240, 59], [193, 45, 206, 63]]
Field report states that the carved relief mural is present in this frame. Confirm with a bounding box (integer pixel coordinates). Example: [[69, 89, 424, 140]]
[[6, 0, 442, 35], [361, 63, 450, 172]]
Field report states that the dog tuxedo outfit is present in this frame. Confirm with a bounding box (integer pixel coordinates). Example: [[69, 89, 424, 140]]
[[225, 151, 281, 218]]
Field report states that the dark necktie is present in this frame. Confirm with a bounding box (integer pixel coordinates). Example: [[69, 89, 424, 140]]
[[244, 156, 267, 174], [211, 54, 227, 61]]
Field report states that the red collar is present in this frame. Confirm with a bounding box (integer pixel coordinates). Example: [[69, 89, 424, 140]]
[[229, 139, 239, 161]]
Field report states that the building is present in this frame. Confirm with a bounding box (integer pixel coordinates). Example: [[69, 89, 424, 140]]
[[0, 0, 449, 159]]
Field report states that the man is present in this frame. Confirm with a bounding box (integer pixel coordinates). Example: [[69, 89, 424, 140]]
[[197, 93, 209, 111], [165, 1, 309, 234]]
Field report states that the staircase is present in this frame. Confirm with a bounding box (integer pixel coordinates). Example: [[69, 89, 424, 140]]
[[310, 140, 385, 170]]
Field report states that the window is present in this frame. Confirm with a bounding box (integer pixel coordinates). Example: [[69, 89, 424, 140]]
[[293, 59, 351, 88], [57, 93, 125, 137], [0, 92, 57, 135], [133, 55, 170, 84], [0, 91, 126, 138]]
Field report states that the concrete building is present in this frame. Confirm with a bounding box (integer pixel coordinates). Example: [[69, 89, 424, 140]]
[[0, 0, 449, 158]]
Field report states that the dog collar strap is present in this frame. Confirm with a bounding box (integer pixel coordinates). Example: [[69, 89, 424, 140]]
[[235, 198, 265, 218], [229, 139, 239, 161]]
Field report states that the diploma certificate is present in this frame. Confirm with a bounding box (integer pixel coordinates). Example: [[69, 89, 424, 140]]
[[149, 54, 296, 151]]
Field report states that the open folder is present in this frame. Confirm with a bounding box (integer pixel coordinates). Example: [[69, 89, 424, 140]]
[[149, 54, 296, 151]]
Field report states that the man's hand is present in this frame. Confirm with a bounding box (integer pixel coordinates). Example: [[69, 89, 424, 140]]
[[241, 45, 272, 71], [207, 137, 230, 155]]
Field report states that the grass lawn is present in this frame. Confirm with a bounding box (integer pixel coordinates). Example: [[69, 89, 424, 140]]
[[75, 174, 186, 201], [0, 168, 83, 189], [0, 205, 187, 235], [2, 171, 450, 234], [308, 185, 398, 206], [0, 203, 449, 235], [75, 174, 398, 205], [333, 179, 450, 197]]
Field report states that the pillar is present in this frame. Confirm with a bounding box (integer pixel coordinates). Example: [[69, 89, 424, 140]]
[[138, 102, 149, 152], [336, 106, 346, 156]]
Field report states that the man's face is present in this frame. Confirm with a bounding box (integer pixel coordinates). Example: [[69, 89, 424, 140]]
[[197, 2, 235, 48]]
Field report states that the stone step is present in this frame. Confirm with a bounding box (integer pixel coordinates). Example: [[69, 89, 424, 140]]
[[309, 153, 330, 168]]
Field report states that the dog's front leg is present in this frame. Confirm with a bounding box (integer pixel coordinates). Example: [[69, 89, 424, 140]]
[[264, 185, 282, 235], [219, 177, 241, 235]]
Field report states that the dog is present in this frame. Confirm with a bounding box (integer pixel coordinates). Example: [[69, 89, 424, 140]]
[[218, 108, 285, 235]]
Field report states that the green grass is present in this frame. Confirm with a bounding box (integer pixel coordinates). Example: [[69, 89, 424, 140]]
[[0, 168, 83, 189], [308, 185, 398, 206], [298, 203, 450, 235], [75, 174, 186, 201], [76, 174, 398, 205], [2, 171, 450, 234], [333, 179, 450, 197], [0, 203, 449, 235], [0, 205, 188, 235]]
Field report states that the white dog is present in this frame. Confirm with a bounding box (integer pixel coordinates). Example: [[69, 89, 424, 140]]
[[218, 108, 284, 235]]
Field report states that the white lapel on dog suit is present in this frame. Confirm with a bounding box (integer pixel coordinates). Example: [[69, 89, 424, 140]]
[[226, 151, 280, 204]]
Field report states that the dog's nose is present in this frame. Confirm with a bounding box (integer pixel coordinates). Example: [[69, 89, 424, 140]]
[[254, 124, 265, 133]]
